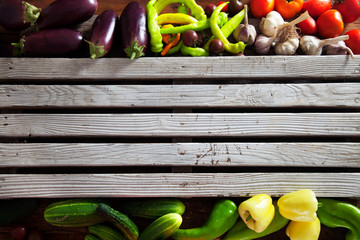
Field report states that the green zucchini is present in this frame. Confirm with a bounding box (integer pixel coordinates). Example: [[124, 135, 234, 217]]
[[118, 198, 186, 219], [85, 234, 102, 240], [97, 203, 139, 240], [139, 213, 183, 240], [89, 224, 126, 240], [0, 198, 40, 225], [44, 199, 106, 227]]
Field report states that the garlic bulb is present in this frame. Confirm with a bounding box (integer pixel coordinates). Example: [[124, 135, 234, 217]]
[[275, 38, 299, 55], [259, 11, 284, 37], [300, 35, 351, 55]]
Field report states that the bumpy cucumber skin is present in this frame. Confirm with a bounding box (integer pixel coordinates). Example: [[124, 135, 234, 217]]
[[97, 203, 139, 240], [118, 198, 186, 219], [89, 224, 126, 240], [44, 199, 106, 227], [139, 213, 183, 240], [85, 234, 102, 240]]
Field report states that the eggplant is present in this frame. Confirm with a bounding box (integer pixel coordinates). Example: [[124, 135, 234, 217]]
[[36, 0, 98, 30], [12, 28, 83, 56], [119, 1, 148, 60], [0, 0, 40, 31], [86, 9, 117, 59]]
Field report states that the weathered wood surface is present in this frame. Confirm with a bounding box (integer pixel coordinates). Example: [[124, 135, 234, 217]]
[[1, 83, 360, 108], [1, 142, 359, 167], [1, 113, 360, 137], [1, 56, 359, 81], [1, 173, 360, 198]]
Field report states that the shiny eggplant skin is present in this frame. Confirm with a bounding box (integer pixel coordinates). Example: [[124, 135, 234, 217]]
[[119, 1, 148, 60], [0, 0, 40, 31], [14, 28, 83, 56], [87, 9, 117, 59], [36, 0, 98, 30]]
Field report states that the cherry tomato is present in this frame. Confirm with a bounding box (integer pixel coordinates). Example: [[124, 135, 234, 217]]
[[302, 0, 331, 18], [297, 15, 317, 35], [333, 0, 360, 23], [209, 39, 224, 54], [217, 1, 229, 12], [204, 4, 217, 17], [275, 0, 303, 19], [250, 0, 275, 18], [344, 29, 360, 54], [11, 226, 27, 240], [316, 9, 344, 38]]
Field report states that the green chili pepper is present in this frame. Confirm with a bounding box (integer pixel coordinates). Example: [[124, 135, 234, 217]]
[[167, 41, 183, 55], [160, 12, 228, 34], [317, 198, 360, 240], [154, 0, 207, 21], [171, 199, 238, 240], [181, 44, 209, 57], [177, 3, 188, 14], [223, 203, 289, 240], [208, 2, 246, 55], [147, 0, 163, 53]]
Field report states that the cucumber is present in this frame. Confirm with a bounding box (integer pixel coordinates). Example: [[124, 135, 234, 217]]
[[85, 234, 102, 240], [44, 199, 106, 227], [118, 198, 186, 219], [139, 213, 183, 240], [89, 224, 126, 240], [97, 203, 139, 240], [0, 198, 40, 225]]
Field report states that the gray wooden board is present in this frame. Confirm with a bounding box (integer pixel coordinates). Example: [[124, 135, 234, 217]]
[[0, 142, 359, 167], [1, 113, 360, 137], [1, 83, 360, 108], [1, 56, 359, 80], [1, 173, 359, 198]]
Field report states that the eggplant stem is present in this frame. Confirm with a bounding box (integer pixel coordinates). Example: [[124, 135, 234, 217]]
[[22, 1, 41, 26]]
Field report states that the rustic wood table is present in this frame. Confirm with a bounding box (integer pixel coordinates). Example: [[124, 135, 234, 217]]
[[0, 0, 359, 239]]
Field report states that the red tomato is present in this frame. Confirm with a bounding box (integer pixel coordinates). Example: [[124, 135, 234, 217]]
[[297, 15, 317, 35], [250, 0, 275, 18], [344, 29, 360, 54], [217, 1, 229, 12], [275, 0, 303, 19], [316, 9, 344, 38], [333, 0, 360, 23], [302, 0, 331, 18]]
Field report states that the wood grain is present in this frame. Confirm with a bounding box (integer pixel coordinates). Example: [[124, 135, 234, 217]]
[[1, 113, 360, 137], [1, 142, 359, 167], [1, 56, 359, 81], [1, 173, 359, 198], [1, 83, 360, 108]]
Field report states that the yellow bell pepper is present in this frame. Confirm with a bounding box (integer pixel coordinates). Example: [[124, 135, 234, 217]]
[[238, 194, 275, 233], [277, 189, 318, 222], [286, 217, 321, 240]]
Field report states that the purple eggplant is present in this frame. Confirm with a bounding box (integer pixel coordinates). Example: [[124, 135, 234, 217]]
[[86, 9, 117, 59], [36, 0, 98, 30], [12, 28, 83, 56], [0, 0, 40, 31], [119, 1, 148, 60]]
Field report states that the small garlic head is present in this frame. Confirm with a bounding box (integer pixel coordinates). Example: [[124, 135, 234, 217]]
[[300, 35, 322, 55], [275, 38, 299, 55], [260, 11, 285, 37]]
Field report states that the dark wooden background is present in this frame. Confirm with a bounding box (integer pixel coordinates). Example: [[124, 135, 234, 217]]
[[0, 0, 358, 239]]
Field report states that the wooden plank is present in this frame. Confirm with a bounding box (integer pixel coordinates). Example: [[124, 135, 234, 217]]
[[1, 113, 360, 137], [1, 56, 359, 81], [1, 83, 360, 108], [1, 173, 359, 198], [1, 142, 359, 168]]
